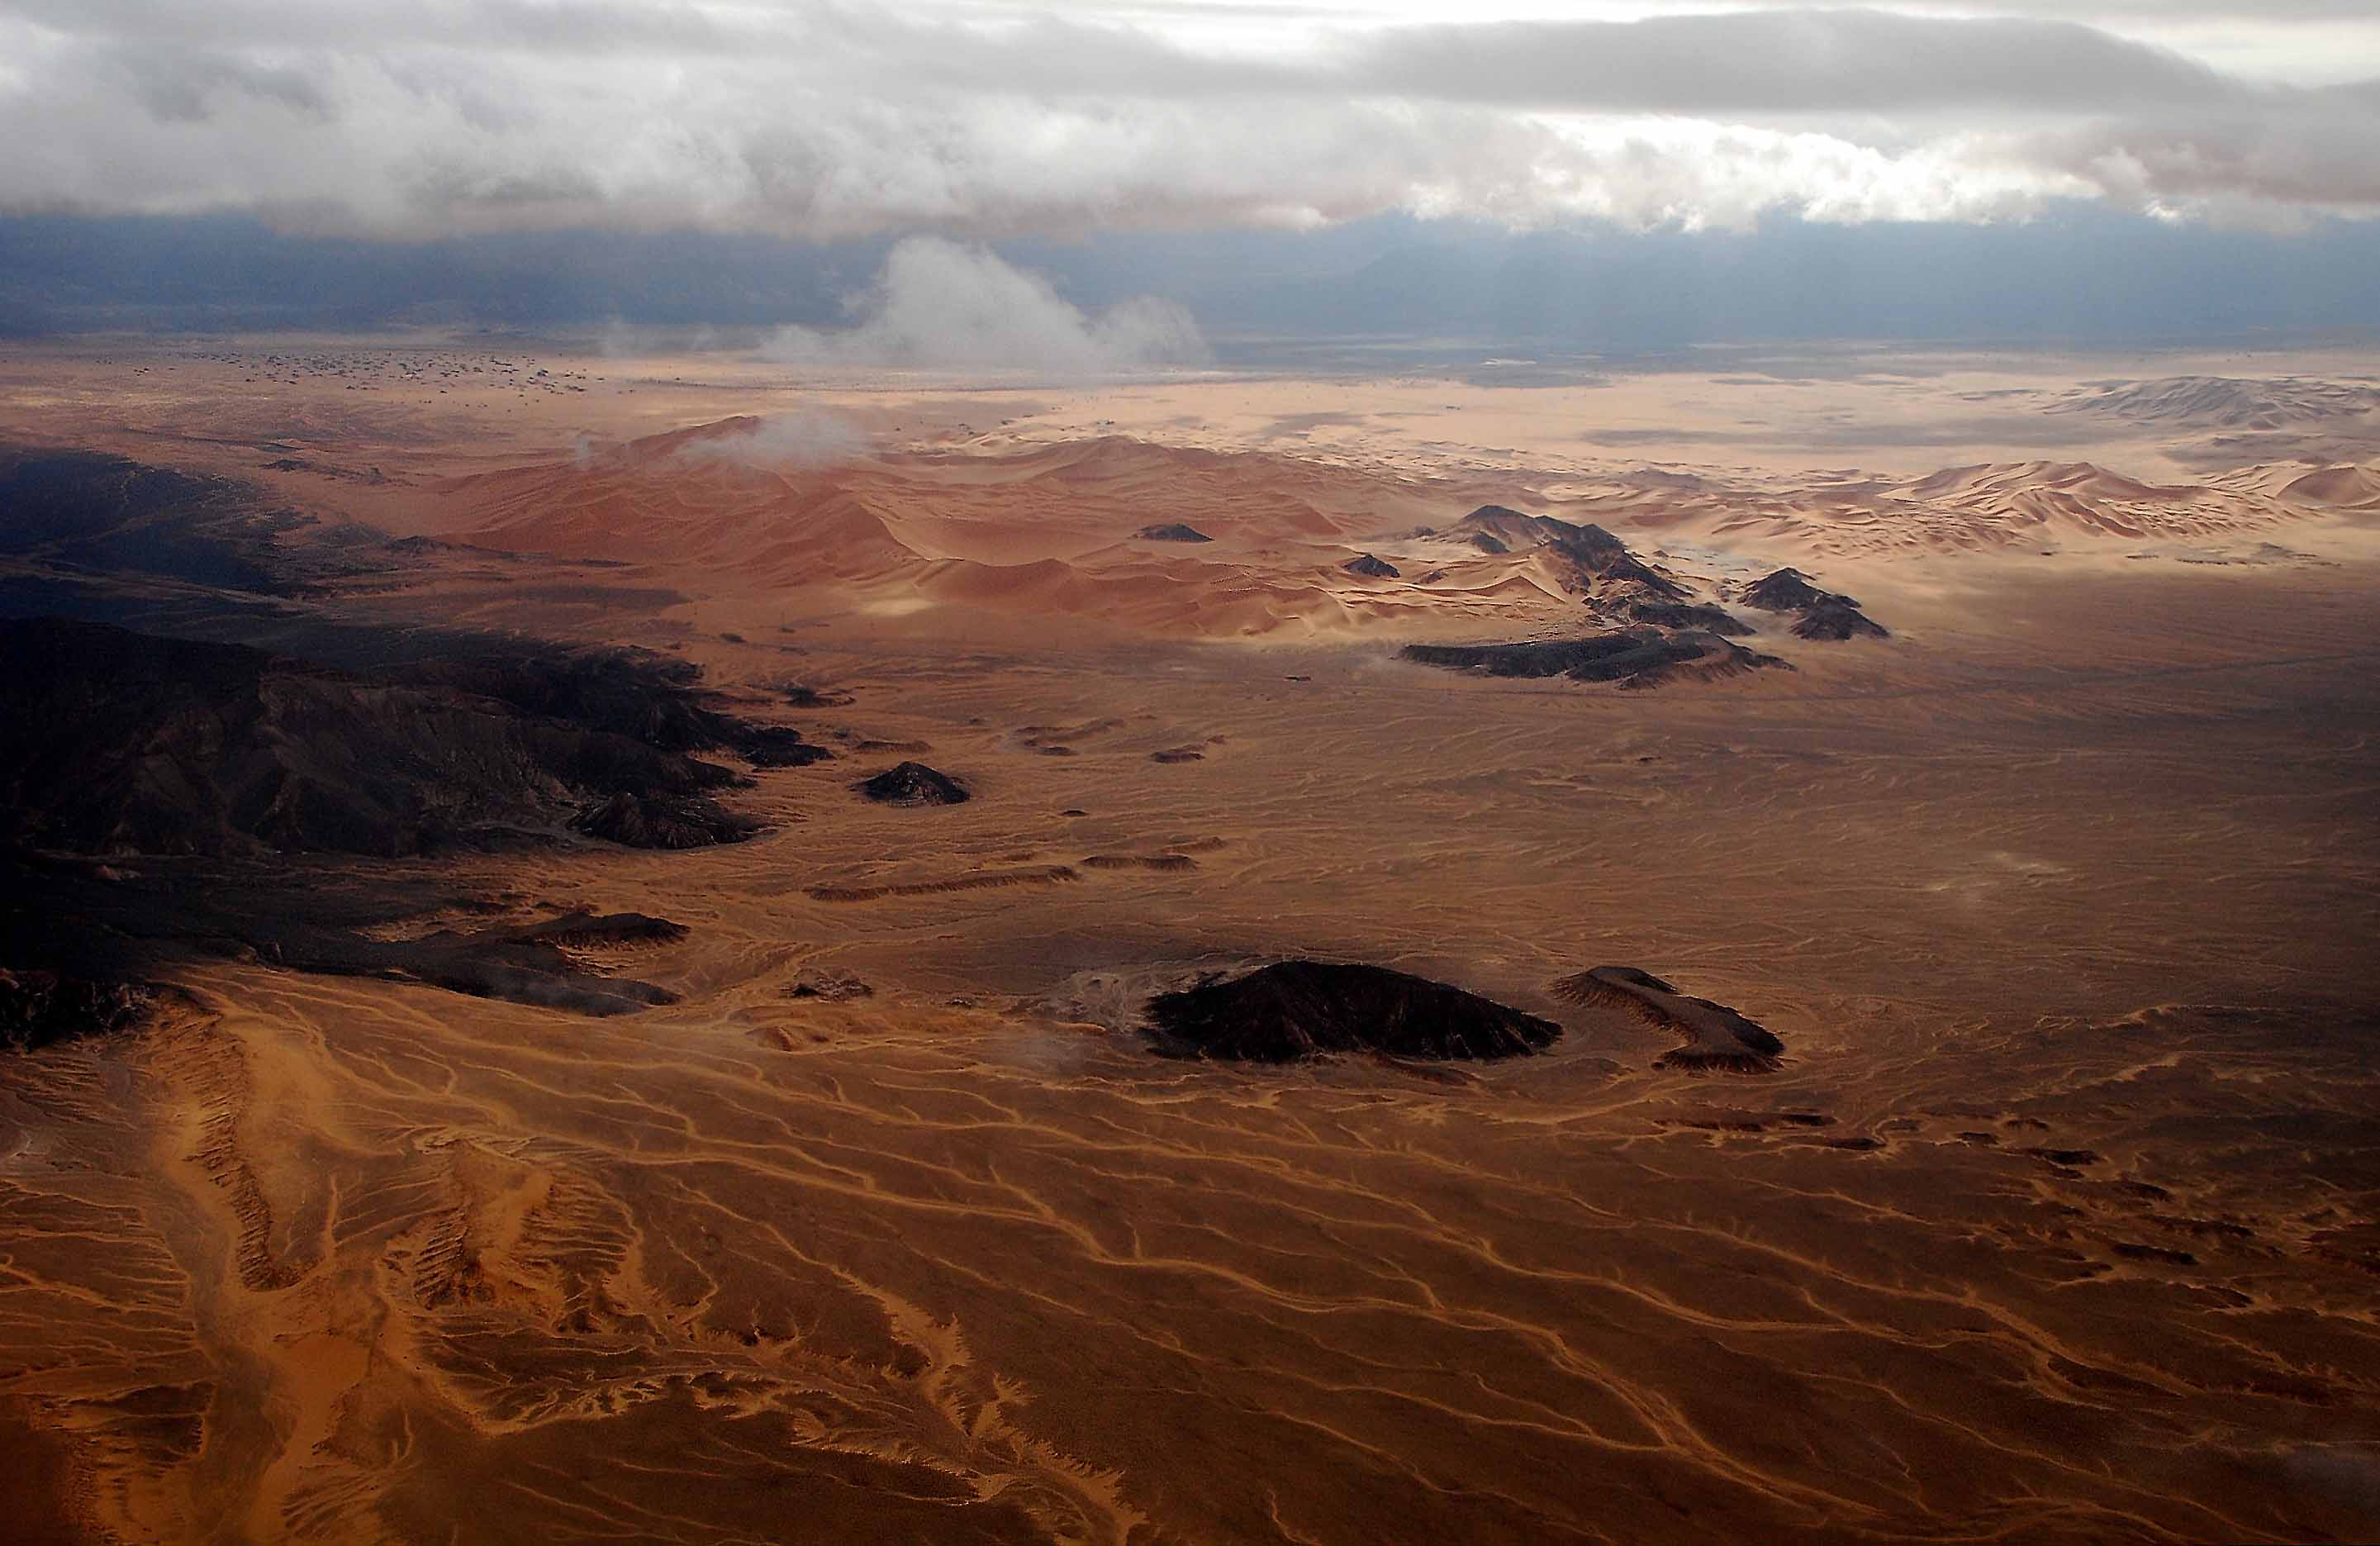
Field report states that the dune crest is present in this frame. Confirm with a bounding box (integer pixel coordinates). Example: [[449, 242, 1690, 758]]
[[406, 421, 2373, 640]]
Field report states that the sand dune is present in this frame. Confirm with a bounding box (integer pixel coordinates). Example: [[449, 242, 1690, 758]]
[[2280, 462, 2380, 510], [2048, 375, 2380, 431], [432, 424, 2376, 614], [1686, 459, 2343, 555]]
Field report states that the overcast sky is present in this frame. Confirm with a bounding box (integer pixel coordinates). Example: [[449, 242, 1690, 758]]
[[5, 1, 2378, 242]]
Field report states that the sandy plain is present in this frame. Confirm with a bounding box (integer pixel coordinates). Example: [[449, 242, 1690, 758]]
[[2, 335, 2378, 1544]]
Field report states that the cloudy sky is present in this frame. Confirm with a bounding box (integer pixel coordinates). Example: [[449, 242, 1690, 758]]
[[5, 0, 2377, 240]]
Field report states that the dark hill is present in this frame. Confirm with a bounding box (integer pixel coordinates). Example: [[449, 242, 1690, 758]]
[[857, 761, 968, 806], [1342, 553, 1400, 578], [0, 849, 685, 1023], [1553, 967, 1784, 1073], [1401, 628, 1781, 688], [1627, 601, 1752, 635], [1146, 961, 1560, 1062], [1738, 568, 1838, 611], [1793, 600, 1889, 640], [0, 446, 395, 593], [1737, 568, 1888, 640], [1450, 505, 1685, 599], [400, 649, 830, 767], [0, 617, 767, 855], [1134, 522, 1213, 542], [1451, 505, 1615, 551], [0, 968, 170, 1054]]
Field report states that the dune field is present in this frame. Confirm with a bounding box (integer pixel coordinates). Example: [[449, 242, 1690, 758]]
[[2, 338, 2378, 1544]]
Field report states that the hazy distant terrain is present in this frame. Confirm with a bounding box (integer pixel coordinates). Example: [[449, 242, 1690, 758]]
[[9, 211, 2380, 350]]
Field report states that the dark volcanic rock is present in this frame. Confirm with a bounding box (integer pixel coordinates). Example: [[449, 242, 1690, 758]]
[[783, 973, 873, 1002], [1565, 541, 1687, 599], [572, 793, 758, 849], [857, 761, 969, 806], [1792, 600, 1890, 640], [1553, 967, 1784, 1073], [1147, 961, 1561, 1063], [1737, 568, 1888, 641], [506, 911, 690, 949], [1451, 505, 1686, 599], [0, 850, 682, 1020], [402, 647, 829, 766], [781, 683, 856, 709], [738, 724, 835, 768], [1550, 521, 1627, 556], [0, 448, 333, 592], [1135, 522, 1213, 543], [1455, 506, 1608, 550], [1342, 553, 1400, 578], [1627, 601, 1753, 635], [0, 618, 769, 856], [0, 968, 165, 1053], [1738, 568, 1840, 611], [1400, 628, 1782, 688], [0, 450, 824, 1021]]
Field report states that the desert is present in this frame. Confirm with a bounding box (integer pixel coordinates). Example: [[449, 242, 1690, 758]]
[[0, 326, 2374, 1545]]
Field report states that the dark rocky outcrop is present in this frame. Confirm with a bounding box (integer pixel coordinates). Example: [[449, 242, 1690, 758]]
[[1561, 542, 1686, 600], [1400, 628, 1781, 689], [736, 725, 834, 768], [1792, 600, 1890, 640], [1342, 554, 1400, 578], [572, 793, 758, 849], [1146, 961, 1561, 1063], [1453, 505, 1579, 550], [783, 973, 873, 1002], [0, 448, 346, 593], [505, 911, 690, 949], [1134, 523, 1213, 543], [0, 968, 168, 1053], [857, 762, 969, 806], [1627, 601, 1753, 635], [1738, 568, 1889, 640], [0, 618, 772, 856], [0, 849, 683, 1020], [400, 647, 830, 767], [1737, 568, 1839, 612], [0, 448, 824, 1021], [1451, 506, 1686, 600], [1553, 967, 1784, 1073]]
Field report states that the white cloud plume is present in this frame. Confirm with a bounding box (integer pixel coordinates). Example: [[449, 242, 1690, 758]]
[[763, 238, 1209, 377], [672, 410, 874, 469]]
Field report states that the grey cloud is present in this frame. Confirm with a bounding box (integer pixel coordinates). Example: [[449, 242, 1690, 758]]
[[2022, 83, 2380, 221], [1344, 11, 2249, 116], [1, 1, 2375, 239], [92, 38, 335, 124], [0, 2, 2289, 110]]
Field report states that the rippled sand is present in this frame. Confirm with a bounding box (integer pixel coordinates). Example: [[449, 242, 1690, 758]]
[[2, 340, 2378, 1543]]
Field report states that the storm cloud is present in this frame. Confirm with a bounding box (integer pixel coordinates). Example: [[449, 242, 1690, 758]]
[[2, 2, 2375, 238]]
